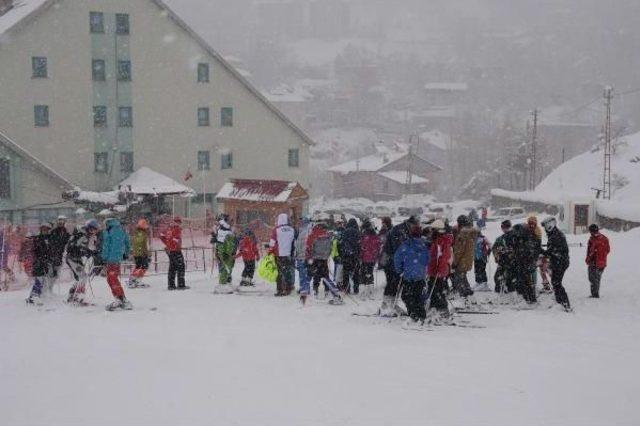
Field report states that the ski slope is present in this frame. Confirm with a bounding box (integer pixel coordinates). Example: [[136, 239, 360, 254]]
[[1, 227, 639, 426]]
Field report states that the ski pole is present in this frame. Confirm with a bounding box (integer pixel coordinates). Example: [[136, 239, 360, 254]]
[[393, 274, 405, 312]]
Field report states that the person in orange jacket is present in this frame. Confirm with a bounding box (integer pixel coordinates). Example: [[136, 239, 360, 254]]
[[160, 217, 188, 290], [236, 228, 260, 286]]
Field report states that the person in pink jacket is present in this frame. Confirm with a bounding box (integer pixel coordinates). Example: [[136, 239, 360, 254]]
[[359, 219, 381, 300]]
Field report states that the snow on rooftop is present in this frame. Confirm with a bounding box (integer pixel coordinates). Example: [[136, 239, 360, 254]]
[[378, 171, 428, 185], [328, 146, 408, 174], [216, 179, 300, 203], [264, 84, 313, 103], [0, 0, 48, 39], [420, 130, 453, 151], [424, 82, 468, 91], [492, 131, 640, 222], [73, 190, 120, 205], [116, 167, 196, 196]]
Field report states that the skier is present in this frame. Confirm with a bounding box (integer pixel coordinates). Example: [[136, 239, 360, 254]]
[[213, 215, 234, 288], [426, 219, 453, 319], [473, 230, 492, 291], [65, 219, 101, 305], [306, 219, 333, 298], [379, 216, 417, 316], [541, 217, 571, 311], [161, 217, 189, 291], [527, 215, 550, 292], [101, 218, 133, 311], [585, 224, 610, 298], [129, 218, 150, 288], [510, 223, 540, 304], [331, 218, 345, 288], [451, 215, 478, 297], [270, 213, 295, 296], [236, 227, 260, 287], [492, 220, 514, 293], [338, 218, 361, 294], [25, 223, 54, 305], [360, 219, 381, 300], [394, 221, 429, 326], [294, 217, 312, 297], [49, 215, 70, 284]]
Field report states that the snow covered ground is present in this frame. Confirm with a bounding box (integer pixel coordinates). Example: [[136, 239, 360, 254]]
[[1, 226, 639, 425]]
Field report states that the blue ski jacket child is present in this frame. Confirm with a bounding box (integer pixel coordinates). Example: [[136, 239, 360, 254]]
[[394, 237, 430, 281], [101, 218, 131, 264]]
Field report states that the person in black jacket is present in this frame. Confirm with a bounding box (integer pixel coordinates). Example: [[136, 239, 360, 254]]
[[510, 224, 541, 304], [379, 216, 417, 316], [49, 215, 70, 281], [26, 223, 54, 305], [338, 218, 362, 294], [541, 217, 571, 310]]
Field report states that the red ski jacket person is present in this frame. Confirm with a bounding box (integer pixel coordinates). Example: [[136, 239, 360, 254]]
[[586, 231, 610, 269], [236, 234, 260, 262], [428, 232, 454, 278], [361, 232, 382, 264], [161, 222, 182, 252]]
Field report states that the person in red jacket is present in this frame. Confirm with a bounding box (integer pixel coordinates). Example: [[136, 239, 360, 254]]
[[236, 228, 260, 286], [359, 219, 381, 300], [160, 217, 188, 290], [426, 219, 453, 318], [586, 224, 610, 298]]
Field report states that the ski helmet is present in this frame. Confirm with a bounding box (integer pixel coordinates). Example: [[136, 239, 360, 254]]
[[588, 224, 599, 233], [541, 217, 557, 233]]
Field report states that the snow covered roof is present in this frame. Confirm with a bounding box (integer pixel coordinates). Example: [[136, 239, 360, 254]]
[[492, 131, 640, 222], [116, 167, 196, 196], [264, 84, 314, 103], [0, 0, 315, 147], [0, 128, 74, 188], [0, 0, 50, 39], [328, 149, 408, 174], [424, 83, 468, 91], [378, 171, 428, 185], [70, 191, 120, 205], [216, 179, 306, 203]]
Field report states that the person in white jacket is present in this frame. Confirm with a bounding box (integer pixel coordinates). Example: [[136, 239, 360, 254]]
[[270, 213, 295, 296]]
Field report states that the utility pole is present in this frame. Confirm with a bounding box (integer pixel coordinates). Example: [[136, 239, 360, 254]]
[[603, 86, 613, 200], [529, 109, 539, 191], [405, 142, 414, 197]]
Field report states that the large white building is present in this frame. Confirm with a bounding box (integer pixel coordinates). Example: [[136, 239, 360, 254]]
[[0, 0, 312, 223]]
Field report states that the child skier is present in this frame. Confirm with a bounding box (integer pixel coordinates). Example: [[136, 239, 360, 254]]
[[426, 220, 453, 321], [102, 218, 133, 311], [129, 218, 150, 288], [473, 231, 492, 291], [394, 221, 429, 327], [161, 217, 188, 291], [236, 228, 260, 287], [360, 219, 381, 300], [65, 219, 101, 305], [306, 220, 337, 303], [25, 223, 54, 305]]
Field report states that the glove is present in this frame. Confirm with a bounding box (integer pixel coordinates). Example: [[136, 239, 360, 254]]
[[307, 259, 313, 266]]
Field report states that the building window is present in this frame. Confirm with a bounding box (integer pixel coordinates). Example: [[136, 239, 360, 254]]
[[197, 150, 210, 170], [32, 57, 47, 78], [221, 152, 233, 170], [288, 149, 299, 168], [34, 105, 49, 127], [197, 63, 210, 83], [116, 13, 130, 35], [89, 12, 104, 33], [198, 107, 210, 126], [221, 107, 233, 127], [92, 59, 106, 81], [382, 180, 389, 193], [94, 152, 108, 173], [120, 152, 134, 173], [0, 159, 10, 199], [117, 60, 131, 81], [93, 106, 107, 127], [118, 107, 133, 127]]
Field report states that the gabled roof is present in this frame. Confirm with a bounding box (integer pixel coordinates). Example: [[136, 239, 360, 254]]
[[378, 171, 429, 185], [328, 147, 442, 175], [0, 128, 74, 189], [0, 0, 315, 147], [217, 179, 307, 203]]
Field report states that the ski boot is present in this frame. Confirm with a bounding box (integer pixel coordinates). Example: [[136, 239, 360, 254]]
[[26, 295, 43, 306], [106, 297, 133, 311], [328, 294, 344, 305]]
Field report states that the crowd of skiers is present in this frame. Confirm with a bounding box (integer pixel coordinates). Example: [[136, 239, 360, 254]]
[[15, 208, 611, 317]]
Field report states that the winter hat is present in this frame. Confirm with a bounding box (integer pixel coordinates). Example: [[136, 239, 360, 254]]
[[137, 218, 149, 230], [527, 215, 538, 225], [541, 217, 557, 232], [431, 219, 445, 230], [588, 224, 599, 233], [85, 219, 99, 230], [57, 215, 67, 221], [457, 215, 471, 227], [406, 216, 419, 226], [501, 220, 512, 230], [40, 222, 53, 230], [173, 216, 182, 224]]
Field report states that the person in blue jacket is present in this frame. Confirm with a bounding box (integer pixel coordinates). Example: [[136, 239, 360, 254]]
[[394, 222, 430, 324]]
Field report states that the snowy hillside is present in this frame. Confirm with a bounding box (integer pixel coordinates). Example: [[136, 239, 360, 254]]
[[1, 226, 639, 425]]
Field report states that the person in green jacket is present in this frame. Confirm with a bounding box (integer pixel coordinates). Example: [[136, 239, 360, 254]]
[[129, 218, 150, 288], [213, 217, 237, 288]]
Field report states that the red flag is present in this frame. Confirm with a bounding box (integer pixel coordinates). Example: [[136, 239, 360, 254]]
[[184, 169, 193, 181]]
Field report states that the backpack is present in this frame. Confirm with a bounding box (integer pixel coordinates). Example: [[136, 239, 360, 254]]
[[312, 235, 333, 259], [475, 237, 487, 260]]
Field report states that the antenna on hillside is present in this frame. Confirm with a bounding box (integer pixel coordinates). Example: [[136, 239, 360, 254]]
[[603, 86, 613, 200]]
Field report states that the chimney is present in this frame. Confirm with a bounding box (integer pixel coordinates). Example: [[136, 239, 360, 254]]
[[0, 0, 13, 17]]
